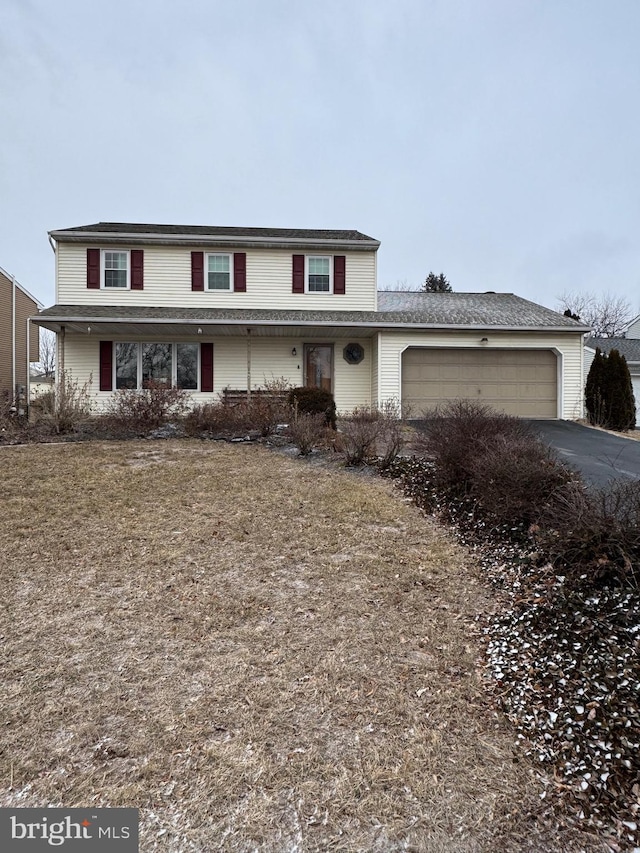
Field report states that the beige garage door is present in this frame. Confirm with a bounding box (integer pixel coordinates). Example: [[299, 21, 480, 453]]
[[402, 348, 558, 418]]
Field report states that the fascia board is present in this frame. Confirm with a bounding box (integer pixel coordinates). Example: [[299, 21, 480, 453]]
[[48, 231, 380, 251]]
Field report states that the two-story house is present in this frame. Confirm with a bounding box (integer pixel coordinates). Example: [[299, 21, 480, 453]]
[[33, 222, 590, 418], [0, 265, 41, 407]]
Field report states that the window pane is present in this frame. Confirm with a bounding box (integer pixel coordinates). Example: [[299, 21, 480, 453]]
[[309, 258, 329, 275], [207, 254, 231, 290], [116, 342, 138, 389], [142, 343, 171, 385], [104, 252, 128, 288], [308, 257, 330, 292], [176, 343, 198, 390]]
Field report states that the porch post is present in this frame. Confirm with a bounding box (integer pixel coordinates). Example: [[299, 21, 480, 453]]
[[246, 328, 252, 401]]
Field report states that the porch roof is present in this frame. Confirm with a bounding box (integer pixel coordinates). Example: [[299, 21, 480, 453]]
[[32, 293, 591, 337]]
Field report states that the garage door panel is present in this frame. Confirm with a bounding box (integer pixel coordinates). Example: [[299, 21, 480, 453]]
[[402, 348, 557, 418]]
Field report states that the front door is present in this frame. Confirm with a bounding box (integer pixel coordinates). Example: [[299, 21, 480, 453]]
[[304, 344, 333, 392]]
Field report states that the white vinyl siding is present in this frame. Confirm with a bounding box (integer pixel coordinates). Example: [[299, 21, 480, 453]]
[[59, 333, 373, 413], [377, 331, 585, 420], [56, 244, 377, 311]]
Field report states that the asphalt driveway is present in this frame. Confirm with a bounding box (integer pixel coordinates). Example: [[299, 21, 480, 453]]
[[526, 420, 640, 488]]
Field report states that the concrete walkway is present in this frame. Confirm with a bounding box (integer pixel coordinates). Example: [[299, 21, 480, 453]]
[[526, 420, 640, 488]]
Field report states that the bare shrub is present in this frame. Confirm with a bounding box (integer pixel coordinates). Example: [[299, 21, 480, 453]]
[[0, 395, 25, 441], [339, 406, 381, 465], [338, 400, 406, 468], [244, 378, 294, 436], [105, 381, 189, 433], [468, 433, 575, 528], [287, 411, 327, 455], [416, 400, 532, 494], [184, 402, 229, 436], [536, 479, 640, 588], [377, 398, 406, 469], [34, 371, 93, 434]]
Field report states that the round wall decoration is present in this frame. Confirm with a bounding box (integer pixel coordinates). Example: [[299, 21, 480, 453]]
[[343, 342, 364, 365]]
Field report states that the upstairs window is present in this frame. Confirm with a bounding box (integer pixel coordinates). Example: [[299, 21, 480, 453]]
[[103, 251, 129, 288], [207, 254, 232, 290], [307, 256, 331, 292]]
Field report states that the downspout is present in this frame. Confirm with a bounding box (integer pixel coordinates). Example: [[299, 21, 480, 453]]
[[26, 317, 30, 416], [11, 274, 16, 403], [58, 325, 65, 381]]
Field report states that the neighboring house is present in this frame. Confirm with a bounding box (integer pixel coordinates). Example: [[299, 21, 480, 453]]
[[29, 372, 55, 399], [0, 265, 41, 407], [585, 331, 640, 425], [33, 222, 590, 419]]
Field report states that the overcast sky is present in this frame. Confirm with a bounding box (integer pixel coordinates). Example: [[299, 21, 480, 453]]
[[2, 0, 639, 316]]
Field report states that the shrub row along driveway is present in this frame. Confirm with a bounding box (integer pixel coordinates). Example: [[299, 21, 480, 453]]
[[0, 441, 595, 852], [526, 420, 640, 488]]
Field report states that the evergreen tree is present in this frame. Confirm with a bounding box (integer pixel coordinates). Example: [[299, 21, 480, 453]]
[[423, 272, 452, 292], [607, 349, 636, 431], [585, 347, 636, 431], [585, 348, 607, 426]]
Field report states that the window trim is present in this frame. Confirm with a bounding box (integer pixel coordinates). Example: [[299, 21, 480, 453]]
[[101, 250, 130, 290], [205, 252, 234, 292], [305, 255, 333, 294], [113, 342, 201, 390]]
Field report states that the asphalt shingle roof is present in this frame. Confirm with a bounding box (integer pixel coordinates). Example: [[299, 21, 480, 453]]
[[49, 222, 378, 244], [586, 337, 640, 363], [376, 291, 589, 329], [35, 292, 589, 331]]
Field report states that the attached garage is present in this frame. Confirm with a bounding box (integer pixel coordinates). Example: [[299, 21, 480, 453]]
[[401, 347, 558, 418]]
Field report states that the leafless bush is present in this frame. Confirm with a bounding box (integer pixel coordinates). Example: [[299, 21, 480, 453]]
[[536, 479, 640, 588], [468, 433, 575, 527], [34, 371, 93, 434], [105, 381, 189, 432], [287, 412, 327, 456], [184, 402, 231, 436], [415, 400, 532, 493], [243, 378, 293, 436], [338, 400, 406, 467]]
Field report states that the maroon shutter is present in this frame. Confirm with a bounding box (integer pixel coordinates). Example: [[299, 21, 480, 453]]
[[87, 248, 100, 289], [99, 341, 113, 391], [191, 252, 204, 291], [334, 255, 346, 295], [233, 252, 246, 292], [200, 342, 214, 392], [292, 254, 305, 293], [131, 249, 144, 290]]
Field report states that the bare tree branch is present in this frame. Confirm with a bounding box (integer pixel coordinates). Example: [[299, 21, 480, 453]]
[[556, 291, 632, 337], [32, 329, 56, 378]]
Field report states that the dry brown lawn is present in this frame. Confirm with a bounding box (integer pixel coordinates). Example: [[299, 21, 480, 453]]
[[0, 441, 600, 852]]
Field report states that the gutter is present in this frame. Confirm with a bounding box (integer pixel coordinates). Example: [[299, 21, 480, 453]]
[[47, 230, 380, 252], [30, 313, 593, 334]]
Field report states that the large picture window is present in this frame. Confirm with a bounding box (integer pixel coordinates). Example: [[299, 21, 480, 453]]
[[142, 343, 171, 385], [176, 343, 198, 390], [115, 342, 138, 389], [114, 343, 200, 390]]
